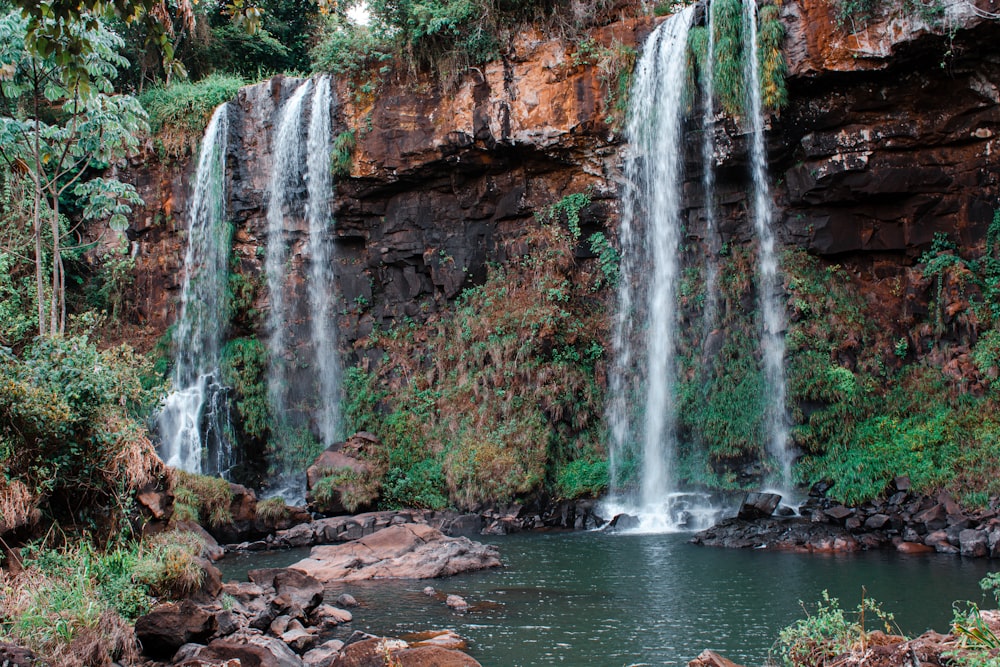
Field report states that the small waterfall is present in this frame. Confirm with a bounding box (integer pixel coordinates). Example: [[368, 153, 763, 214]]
[[264, 80, 312, 426], [607, 6, 717, 532], [157, 104, 233, 475], [700, 0, 720, 340], [744, 0, 792, 490], [306, 76, 342, 447]]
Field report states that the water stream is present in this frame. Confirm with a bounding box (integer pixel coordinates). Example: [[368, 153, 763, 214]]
[[744, 0, 792, 491], [157, 103, 233, 475], [607, 6, 697, 530], [305, 75, 342, 447], [218, 533, 993, 666]]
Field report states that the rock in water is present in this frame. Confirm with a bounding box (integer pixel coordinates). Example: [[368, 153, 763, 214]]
[[288, 523, 501, 583], [737, 492, 782, 520], [688, 649, 745, 667]]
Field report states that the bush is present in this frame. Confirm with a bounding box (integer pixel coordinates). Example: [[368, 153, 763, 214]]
[[556, 458, 609, 498], [133, 531, 206, 599], [172, 470, 234, 529], [312, 467, 382, 513], [139, 74, 246, 159]]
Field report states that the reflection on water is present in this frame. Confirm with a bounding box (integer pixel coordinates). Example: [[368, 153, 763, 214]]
[[217, 532, 993, 666]]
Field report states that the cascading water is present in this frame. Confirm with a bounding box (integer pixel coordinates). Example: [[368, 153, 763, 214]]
[[305, 75, 342, 447], [264, 80, 312, 429], [700, 0, 720, 340], [157, 104, 233, 476], [744, 0, 792, 492], [606, 6, 719, 532]]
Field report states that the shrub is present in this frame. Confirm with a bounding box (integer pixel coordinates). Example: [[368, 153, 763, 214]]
[[139, 74, 246, 159], [134, 531, 206, 599], [312, 467, 381, 513], [556, 458, 609, 498], [255, 496, 290, 522], [220, 337, 271, 441], [172, 470, 234, 529]]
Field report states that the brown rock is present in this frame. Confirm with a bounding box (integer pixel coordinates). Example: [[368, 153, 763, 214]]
[[896, 541, 935, 554], [182, 632, 303, 667], [289, 523, 501, 583], [688, 649, 744, 667], [737, 492, 782, 520], [135, 599, 216, 659], [405, 630, 468, 651], [332, 638, 482, 667]]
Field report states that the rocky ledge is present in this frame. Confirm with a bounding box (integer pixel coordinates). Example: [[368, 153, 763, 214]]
[[692, 478, 1000, 558], [136, 524, 496, 665], [289, 524, 502, 583]]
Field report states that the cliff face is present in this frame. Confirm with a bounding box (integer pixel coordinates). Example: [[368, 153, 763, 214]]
[[121, 0, 1000, 488]]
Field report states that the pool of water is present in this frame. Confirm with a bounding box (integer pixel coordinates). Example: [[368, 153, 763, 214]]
[[218, 531, 994, 666]]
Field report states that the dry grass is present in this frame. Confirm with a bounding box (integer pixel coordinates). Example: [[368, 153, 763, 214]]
[[0, 477, 36, 534]]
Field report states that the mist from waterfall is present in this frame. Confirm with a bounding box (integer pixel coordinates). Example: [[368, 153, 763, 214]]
[[606, 6, 715, 532], [157, 103, 233, 476], [701, 0, 720, 341], [744, 0, 792, 491], [305, 75, 342, 447]]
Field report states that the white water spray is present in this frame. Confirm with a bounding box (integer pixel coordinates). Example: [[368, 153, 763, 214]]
[[701, 1, 721, 339], [607, 6, 720, 531], [157, 104, 233, 475], [744, 0, 792, 491], [306, 76, 342, 446]]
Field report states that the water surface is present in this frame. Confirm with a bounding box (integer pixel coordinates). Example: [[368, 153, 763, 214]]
[[219, 531, 993, 666]]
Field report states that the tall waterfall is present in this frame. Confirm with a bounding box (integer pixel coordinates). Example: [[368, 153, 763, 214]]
[[157, 104, 233, 475], [607, 6, 709, 531], [745, 0, 791, 491], [306, 76, 342, 447], [701, 0, 720, 340], [264, 80, 312, 426]]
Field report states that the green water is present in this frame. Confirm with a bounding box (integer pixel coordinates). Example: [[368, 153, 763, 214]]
[[218, 531, 994, 666]]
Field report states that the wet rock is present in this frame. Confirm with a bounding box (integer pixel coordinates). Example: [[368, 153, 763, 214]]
[[738, 492, 782, 520], [248, 568, 324, 615], [405, 630, 468, 651], [896, 541, 935, 554], [915, 504, 949, 531], [422, 586, 436, 596], [336, 593, 359, 607], [864, 513, 891, 530], [688, 649, 745, 667], [607, 514, 640, 531], [446, 594, 469, 612], [331, 638, 481, 667], [960, 529, 989, 558], [311, 604, 353, 627], [135, 600, 216, 659], [288, 524, 501, 582]]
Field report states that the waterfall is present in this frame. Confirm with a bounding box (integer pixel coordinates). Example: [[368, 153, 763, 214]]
[[607, 5, 704, 531], [306, 76, 342, 447], [744, 0, 792, 491], [701, 0, 720, 340], [264, 80, 312, 427], [157, 103, 233, 475]]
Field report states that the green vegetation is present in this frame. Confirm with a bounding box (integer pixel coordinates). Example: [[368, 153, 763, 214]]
[[220, 337, 272, 441], [172, 470, 234, 529], [342, 193, 611, 508], [312, 467, 382, 513], [139, 73, 246, 159], [831, 0, 944, 30], [332, 129, 357, 178]]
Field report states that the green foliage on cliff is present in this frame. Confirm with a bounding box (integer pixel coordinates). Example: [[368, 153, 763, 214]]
[[220, 337, 271, 442], [341, 194, 611, 508], [139, 73, 246, 159]]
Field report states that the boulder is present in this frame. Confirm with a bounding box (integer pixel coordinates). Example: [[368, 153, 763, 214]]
[[688, 649, 745, 667], [823, 506, 854, 522], [247, 568, 324, 614], [607, 514, 639, 531], [181, 632, 304, 667], [135, 599, 216, 659], [281, 626, 318, 653], [311, 604, 354, 627], [405, 630, 468, 650], [331, 638, 481, 667], [896, 541, 935, 554], [959, 529, 989, 558], [446, 594, 469, 612], [336, 593, 359, 607], [737, 492, 782, 520], [288, 524, 501, 583], [303, 640, 345, 667]]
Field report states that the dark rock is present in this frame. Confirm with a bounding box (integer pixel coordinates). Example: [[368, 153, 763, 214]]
[[824, 506, 854, 522], [864, 513, 891, 530], [844, 517, 862, 531], [135, 600, 216, 659], [0, 642, 36, 667], [182, 632, 303, 667], [608, 514, 640, 531], [960, 529, 989, 558], [893, 476, 911, 492], [737, 492, 782, 520], [214, 610, 239, 638], [331, 638, 482, 667], [336, 593, 359, 608], [914, 504, 948, 531], [272, 569, 324, 615], [809, 480, 833, 498]]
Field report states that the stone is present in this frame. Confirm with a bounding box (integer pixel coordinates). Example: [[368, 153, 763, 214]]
[[423, 587, 436, 596], [863, 513, 891, 530], [214, 610, 239, 638], [446, 594, 469, 612], [289, 524, 501, 583], [896, 541, 935, 555], [0, 642, 36, 667], [270, 615, 292, 636], [607, 514, 639, 531], [281, 626, 317, 653], [688, 649, 745, 667], [893, 476, 911, 492], [336, 593, 359, 607], [330, 638, 481, 667], [185, 632, 303, 667], [135, 600, 216, 659], [311, 604, 354, 627], [960, 529, 989, 558], [915, 504, 948, 531], [824, 505, 854, 522], [737, 492, 782, 520], [303, 640, 345, 667], [405, 630, 468, 651]]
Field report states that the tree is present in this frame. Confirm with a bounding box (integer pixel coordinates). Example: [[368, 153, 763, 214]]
[[0, 9, 146, 336]]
